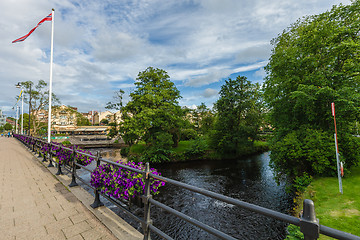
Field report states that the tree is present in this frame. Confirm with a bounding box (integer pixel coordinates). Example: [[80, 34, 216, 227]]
[[19, 80, 60, 135], [105, 89, 125, 137], [4, 123, 13, 131], [121, 67, 183, 162], [211, 76, 263, 156], [263, 1, 360, 181]]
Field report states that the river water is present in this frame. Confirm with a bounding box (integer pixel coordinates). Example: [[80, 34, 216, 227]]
[[85, 150, 294, 239]]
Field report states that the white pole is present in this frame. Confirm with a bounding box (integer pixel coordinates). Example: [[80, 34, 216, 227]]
[[334, 133, 343, 194], [21, 89, 24, 134], [15, 105, 18, 134], [47, 8, 54, 143]]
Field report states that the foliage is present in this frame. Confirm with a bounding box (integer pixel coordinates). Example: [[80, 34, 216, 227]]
[[4, 122, 13, 130], [285, 225, 303, 240], [61, 140, 71, 145], [76, 115, 90, 126], [180, 128, 198, 141], [183, 137, 208, 159], [105, 89, 125, 111], [120, 147, 130, 157], [264, 1, 360, 181], [90, 161, 165, 200], [121, 67, 184, 162], [211, 76, 263, 157], [18, 80, 60, 135]]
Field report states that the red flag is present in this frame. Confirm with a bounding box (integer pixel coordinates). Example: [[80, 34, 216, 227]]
[[12, 13, 52, 43]]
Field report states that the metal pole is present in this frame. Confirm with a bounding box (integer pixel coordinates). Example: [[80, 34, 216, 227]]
[[15, 106, 18, 134], [300, 199, 319, 240], [143, 162, 152, 240], [91, 151, 104, 208], [47, 8, 55, 143], [331, 103, 343, 194], [69, 148, 78, 187], [28, 83, 32, 136], [21, 88, 24, 135]]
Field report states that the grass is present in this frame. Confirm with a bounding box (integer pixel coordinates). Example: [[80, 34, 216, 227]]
[[301, 165, 360, 239]]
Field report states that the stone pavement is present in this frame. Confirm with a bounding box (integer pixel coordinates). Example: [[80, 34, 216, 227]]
[[0, 137, 142, 240]]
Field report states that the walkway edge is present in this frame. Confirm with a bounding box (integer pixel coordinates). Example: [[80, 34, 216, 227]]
[[27, 148, 143, 240]]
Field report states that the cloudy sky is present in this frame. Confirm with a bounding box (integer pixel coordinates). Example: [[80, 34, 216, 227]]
[[0, 0, 351, 117]]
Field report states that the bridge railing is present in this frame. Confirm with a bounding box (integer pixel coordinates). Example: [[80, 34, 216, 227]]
[[14, 134, 360, 240]]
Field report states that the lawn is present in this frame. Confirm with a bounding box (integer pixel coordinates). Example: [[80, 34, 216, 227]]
[[302, 165, 360, 239]]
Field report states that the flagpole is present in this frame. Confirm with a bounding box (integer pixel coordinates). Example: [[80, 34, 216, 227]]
[[47, 8, 54, 143]]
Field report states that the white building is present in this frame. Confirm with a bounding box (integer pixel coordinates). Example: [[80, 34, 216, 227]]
[[0, 109, 6, 126]]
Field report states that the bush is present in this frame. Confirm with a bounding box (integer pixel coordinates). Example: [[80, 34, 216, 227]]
[[292, 173, 312, 192], [120, 147, 130, 157], [184, 137, 208, 159], [61, 140, 71, 146], [285, 225, 303, 240], [180, 128, 198, 141]]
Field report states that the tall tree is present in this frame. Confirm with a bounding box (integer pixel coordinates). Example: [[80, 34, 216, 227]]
[[263, 1, 360, 180], [212, 76, 263, 156], [19, 80, 60, 135], [121, 67, 183, 162]]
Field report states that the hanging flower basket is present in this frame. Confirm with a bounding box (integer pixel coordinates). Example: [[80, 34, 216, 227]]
[[90, 161, 165, 206]]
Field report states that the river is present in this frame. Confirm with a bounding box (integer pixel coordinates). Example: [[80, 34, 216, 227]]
[[85, 150, 294, 239]]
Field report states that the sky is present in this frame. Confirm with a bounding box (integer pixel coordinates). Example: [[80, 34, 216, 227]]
[[0, 0, 352, 117]]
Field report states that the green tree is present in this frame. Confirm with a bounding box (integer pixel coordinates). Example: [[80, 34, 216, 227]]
[[121, 67, 183, 162], [4, 123, 13, 131], [105, 89, 125, 137], [211, 76, 263, 157], [263, 1, 360, 181], [18, 80, 60, 135]]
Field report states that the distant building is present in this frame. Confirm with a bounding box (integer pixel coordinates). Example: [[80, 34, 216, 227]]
[[51, 105, 78, 126], [82, 111, 99, 125], [0, 109, 6, 126], [99, 110, 114, 124]]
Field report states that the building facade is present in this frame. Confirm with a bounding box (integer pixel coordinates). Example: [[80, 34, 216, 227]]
[[0, 109, 6, 126]]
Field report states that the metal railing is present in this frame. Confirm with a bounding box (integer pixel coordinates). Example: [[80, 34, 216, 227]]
[[14, 134, 360, 240]]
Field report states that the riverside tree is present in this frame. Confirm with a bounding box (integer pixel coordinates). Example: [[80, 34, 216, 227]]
[[211, 76, 263, 157], [18, 80, 60, 135], [121, 67, 183, 162], [263, 1, 360, 181]]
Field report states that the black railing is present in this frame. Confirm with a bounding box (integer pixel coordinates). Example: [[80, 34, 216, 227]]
[[14, 134, 360, 240]]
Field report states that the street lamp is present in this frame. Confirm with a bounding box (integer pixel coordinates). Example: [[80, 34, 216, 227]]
[[15, 82, 24, 135]]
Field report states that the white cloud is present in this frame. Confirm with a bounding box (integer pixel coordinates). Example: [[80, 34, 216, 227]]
[[201, 88, 218, 98], [0, 0, 352, 116]]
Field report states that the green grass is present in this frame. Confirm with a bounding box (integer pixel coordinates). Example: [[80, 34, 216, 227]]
[[302, 165, 360, 239], [172, 140, 198, 153]]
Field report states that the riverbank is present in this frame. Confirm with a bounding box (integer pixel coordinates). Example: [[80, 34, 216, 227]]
[[288, 165, 360, 239], [126, 140, 269, 162]]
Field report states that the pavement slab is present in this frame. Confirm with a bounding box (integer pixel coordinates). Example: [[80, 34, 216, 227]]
[[0, 137, 139, 240]]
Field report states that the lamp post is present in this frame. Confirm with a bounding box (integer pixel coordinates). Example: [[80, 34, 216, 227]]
[[15, 82, 24, 135]]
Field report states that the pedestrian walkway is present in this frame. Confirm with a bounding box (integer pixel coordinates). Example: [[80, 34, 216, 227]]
[[0, 137, 140, 240]]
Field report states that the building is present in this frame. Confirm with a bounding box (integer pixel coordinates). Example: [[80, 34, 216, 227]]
[[52, 105, 78, 126], [82, 111, 99, 125], [99, 110, 115, 124], [0, 109, 6, 126]]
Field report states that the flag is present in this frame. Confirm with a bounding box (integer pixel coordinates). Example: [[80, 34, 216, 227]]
[[12, 13, 52, 43]]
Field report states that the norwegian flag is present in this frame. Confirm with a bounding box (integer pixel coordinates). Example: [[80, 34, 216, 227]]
[[12, 13, 52, 43]]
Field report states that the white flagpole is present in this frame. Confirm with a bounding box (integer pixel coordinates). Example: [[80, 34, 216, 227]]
[[21, 90, 24, 134], [47, 8, 55, 143]]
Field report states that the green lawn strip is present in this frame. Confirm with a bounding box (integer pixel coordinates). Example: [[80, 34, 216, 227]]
[[303, 165, 360, 239]]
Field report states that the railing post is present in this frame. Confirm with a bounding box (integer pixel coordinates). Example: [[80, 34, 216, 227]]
[[300, 199, 319, 240], [55, 159, 63, 175], [142, 162, 153, 240], [47, 143, 54, 167], [69, 148, 78, 187], [91, 151, 104, 208]]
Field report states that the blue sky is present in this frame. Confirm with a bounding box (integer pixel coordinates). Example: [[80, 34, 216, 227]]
[[0, 0, 351, 117]]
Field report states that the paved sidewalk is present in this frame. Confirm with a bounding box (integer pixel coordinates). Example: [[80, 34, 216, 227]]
[[0, 137, 119, 240]]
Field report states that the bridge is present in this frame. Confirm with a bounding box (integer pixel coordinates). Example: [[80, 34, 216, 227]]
[[1, 135, 359, 240]]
